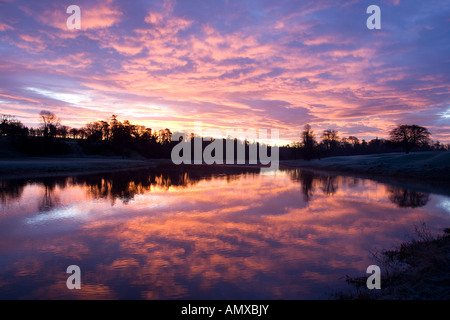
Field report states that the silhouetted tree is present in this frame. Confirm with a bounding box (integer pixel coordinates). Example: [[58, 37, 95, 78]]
[[389, 124, 431, 154], [39, 110, 60, 139], [301, 124, 317, 160], [0, 115, 28, 137], [157, 128, 172, 144], [139, 127, 154, 142], [84, 121, 104, 142], [99, 120, 110, 141], [57, 125, 70, 139], [321, 129, 340, 153], [69, 128, 85, 139], [347, 136, 359, 146]]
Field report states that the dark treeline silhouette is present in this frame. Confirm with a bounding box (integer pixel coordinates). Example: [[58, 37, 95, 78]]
[[1, 113, 70, 156], [280, 123, 448, 160], [1, 111, 278, 162], [1, 112, 174, 158], [78, 114, 175, 158], [1, 112, 448, 160], [173, 134, 277, 165]]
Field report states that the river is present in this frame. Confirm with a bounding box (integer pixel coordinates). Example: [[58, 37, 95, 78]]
[[1, 165, 449, 299]]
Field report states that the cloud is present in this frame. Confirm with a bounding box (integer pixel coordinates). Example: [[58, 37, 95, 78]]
[[0, 22, 14, 31], [0, 0, 448, 142], [34, 0, 122, 31]]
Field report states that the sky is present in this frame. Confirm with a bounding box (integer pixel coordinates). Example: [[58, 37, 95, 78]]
[[0, 0, 449, 145]]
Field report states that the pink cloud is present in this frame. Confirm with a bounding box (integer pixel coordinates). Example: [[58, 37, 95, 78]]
[[35, 1, 122, 31], [2, 0, 448, 143], [0, 22, 14, 31]]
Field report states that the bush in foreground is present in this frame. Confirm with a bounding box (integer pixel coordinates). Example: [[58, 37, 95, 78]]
[[334, 224, 450, 300]]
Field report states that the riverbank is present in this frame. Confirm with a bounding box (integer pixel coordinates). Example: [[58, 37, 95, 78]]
[[336, 225, 450, 300], [2, 151, 449, 183], [0, 157, 173, 180], [0, 157, 266, 180], [281, 151, 450, 181]]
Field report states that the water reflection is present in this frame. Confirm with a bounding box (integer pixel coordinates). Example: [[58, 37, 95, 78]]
[[0, 166, 448, 299], [0, 167, 434, 210], [39, 183, 60, 212], [285, 168, 432, 208], [0, 165, 260, 206], [386, 186, 430, 208], [286, 169, 340, 200], [287, 169, 315, 201], [0, 179, 25, 204]]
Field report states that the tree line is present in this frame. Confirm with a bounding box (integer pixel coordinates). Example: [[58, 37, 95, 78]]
[[0, 111, 175, 157], [280, 123, 448, 160], [1, 111, 448, 159]]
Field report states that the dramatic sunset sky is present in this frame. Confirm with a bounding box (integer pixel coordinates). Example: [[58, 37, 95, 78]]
[[0, 0, 449, 144]]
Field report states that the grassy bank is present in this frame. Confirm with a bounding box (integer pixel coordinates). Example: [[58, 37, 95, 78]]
[[335, 225, 450, 300], [0, 158, 265, 180], [0, 157, 173, 180], [281, 151, 450, 181]]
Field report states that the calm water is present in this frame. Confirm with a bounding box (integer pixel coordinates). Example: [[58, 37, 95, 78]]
[[1, 165, 449, 299]]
